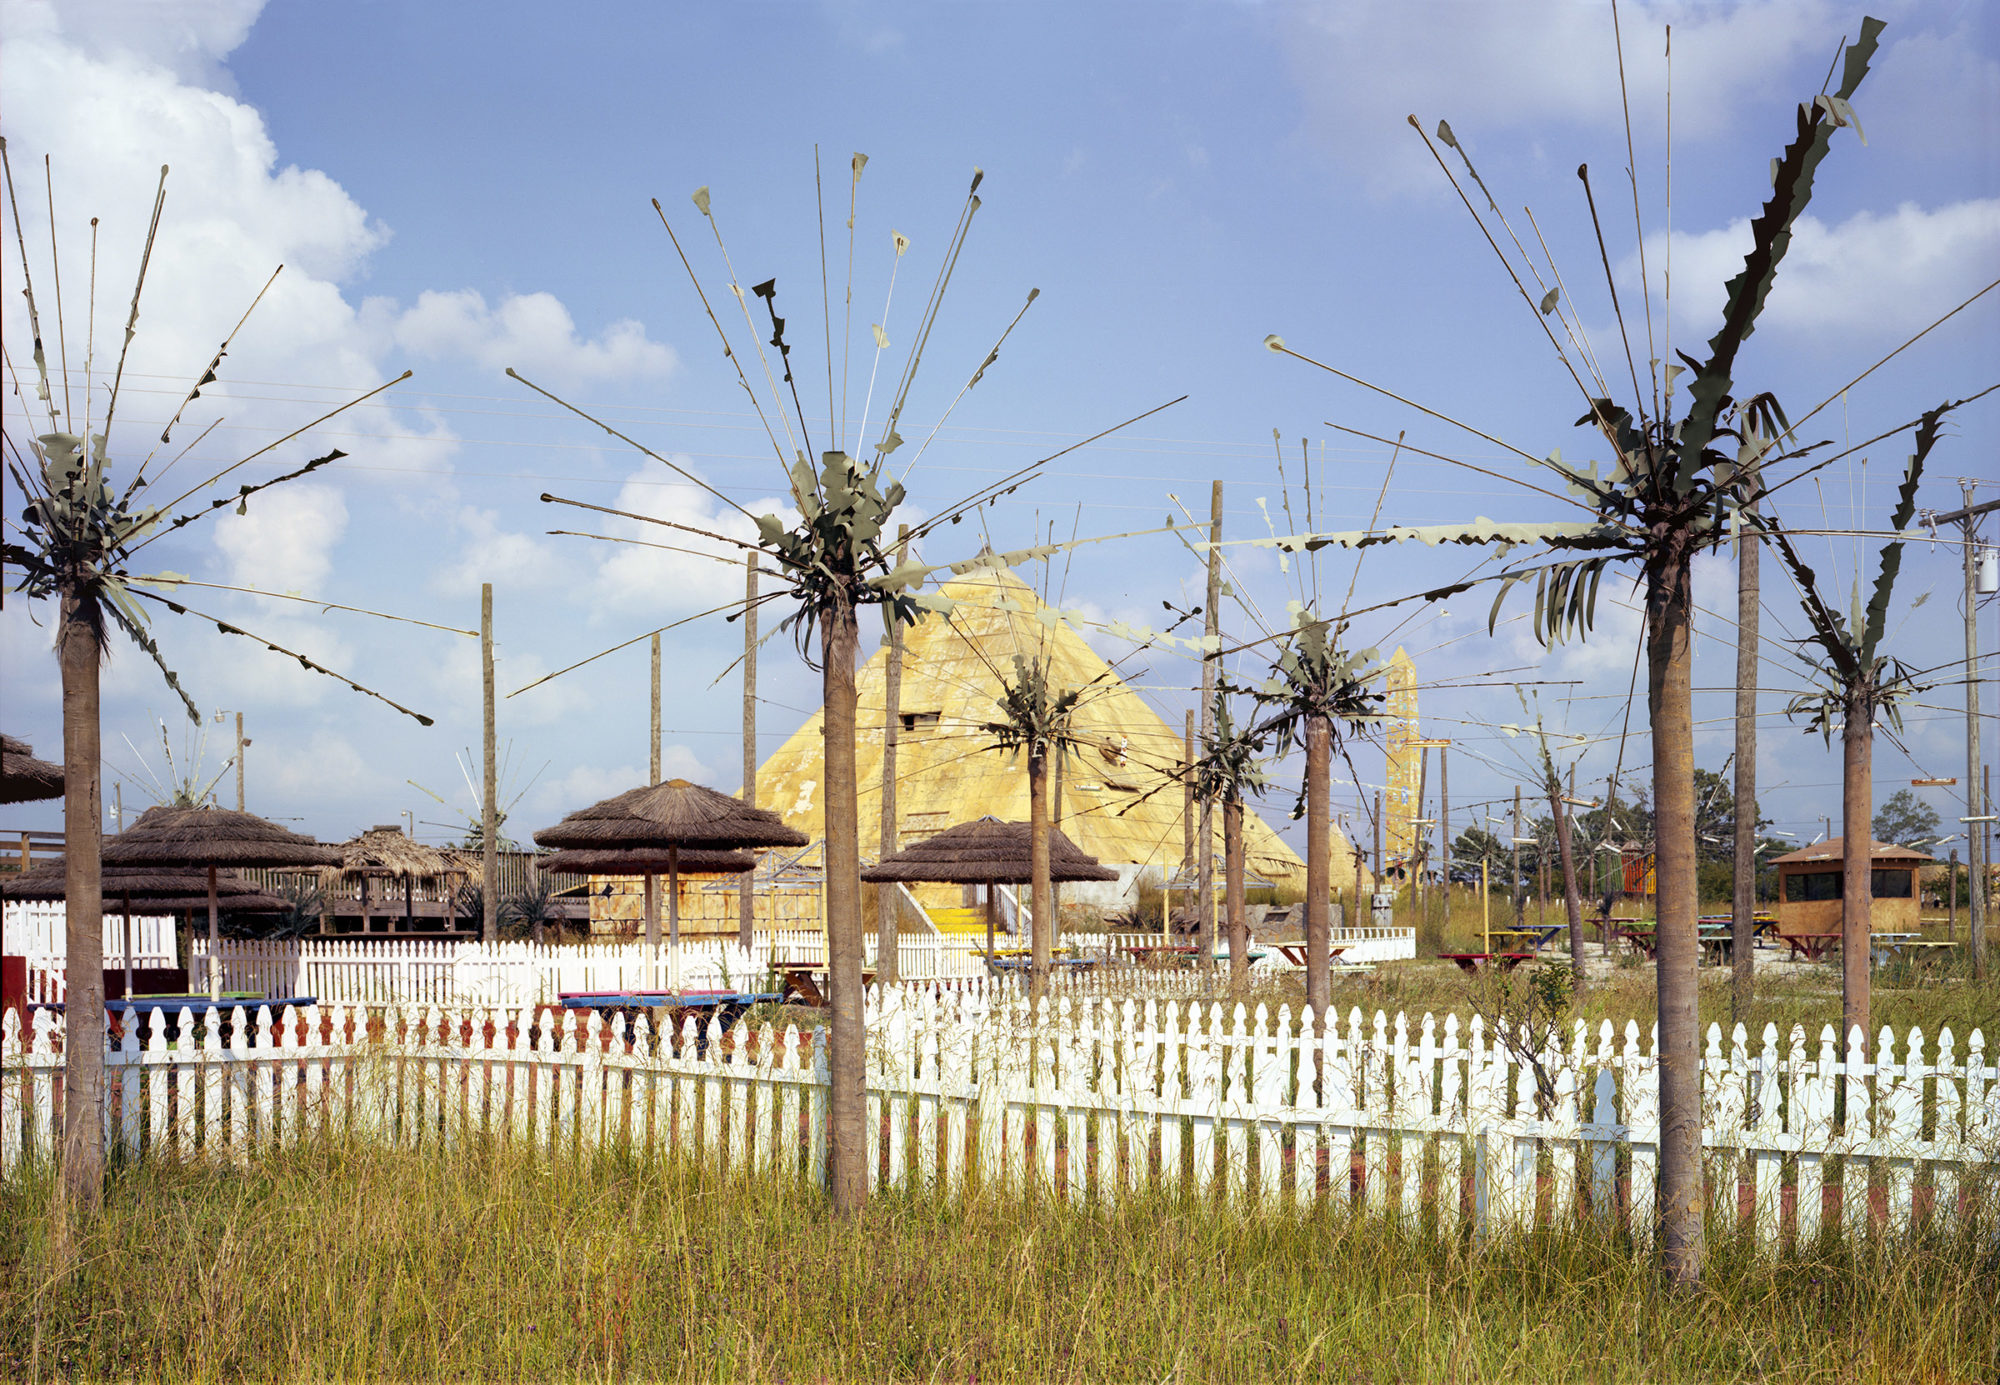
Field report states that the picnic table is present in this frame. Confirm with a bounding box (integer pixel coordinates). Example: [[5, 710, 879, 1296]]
[[1698, 913, 1779, 940], [1617, 924, 1659, 959], [1776, 933, 1840, 963], [1438, 952, 1535, 975], [557, 989, 781, 1052], [987, 956, 1101, 974], [1272, 940, 1349, 967], [765, 962, 874, 1007], [1122, 944, 1200, 968], [1875, 938, 1959, 968], [1490, 924, 1563, 950]]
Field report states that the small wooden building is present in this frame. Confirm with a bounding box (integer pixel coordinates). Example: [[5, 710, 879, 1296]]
[[1770, 836, 1931, 937]]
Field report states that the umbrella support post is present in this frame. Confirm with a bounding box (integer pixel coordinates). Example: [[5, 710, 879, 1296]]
[[668, 847, 681, 995], [121, 894, 135, 1002], [207, 865, 221, 1001], [644, 873, 658, 992]]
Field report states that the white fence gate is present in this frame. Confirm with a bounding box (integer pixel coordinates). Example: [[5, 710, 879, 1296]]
[[4, 993, 1991, 1251]]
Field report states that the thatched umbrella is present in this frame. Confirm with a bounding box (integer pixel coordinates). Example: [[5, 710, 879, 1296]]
[[4, 860, 288, 994], [102, 805, 340, 998], [860, 817, 1116, 960], [327, 824, 454, 934], [535, 779, 805, 987], [1, 733, 64, 805]]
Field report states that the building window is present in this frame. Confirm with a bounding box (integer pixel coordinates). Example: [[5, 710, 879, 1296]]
[[1783, 870, 1841, 903], [1871, 868, 1913, 899]]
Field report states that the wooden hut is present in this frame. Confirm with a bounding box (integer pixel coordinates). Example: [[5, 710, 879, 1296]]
[[324, 825, 458, 934], [1770, 836, 1932, 937]]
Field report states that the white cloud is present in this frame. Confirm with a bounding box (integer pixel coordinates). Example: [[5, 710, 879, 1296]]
[[210, 480, 348, 593], [590, 464, 790, 617], [383, 289, 677, 389], [1635, 199, 2000, 341], [534, 751, 712, 818], [6, 0, 265, 88], [1280, 0, 1846, 193]]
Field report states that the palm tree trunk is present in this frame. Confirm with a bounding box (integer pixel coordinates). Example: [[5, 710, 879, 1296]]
[[1225, 795, 1246, 994], [1028, 745, 1051, 1001], [58, 592, 105, 1215], [821, 593, 867, 1215], [1841, 681, 1872, 1046], [1646, 543, 1704, 1288], [1731, 504, 1760, 1020], [1304, 713, 1330, 1031]]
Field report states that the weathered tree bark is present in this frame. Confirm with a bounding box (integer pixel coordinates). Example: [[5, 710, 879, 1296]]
[[1840, 682, 1873, 1046], [821, 593, 867, 1215], [1304, 713, 1331, 1031], [481, 583, 499, 944], [1028, 744, 1052, 1001], [58, 593, 105, 1214], [877, 532, 905, 984], [1225, 795, 1246, 994], [1645, 541, 1704, 1288], [1732, 502, 1760, 1021]]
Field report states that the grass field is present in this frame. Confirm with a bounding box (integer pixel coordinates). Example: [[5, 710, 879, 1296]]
[[4, 1141, 1994, 1383]]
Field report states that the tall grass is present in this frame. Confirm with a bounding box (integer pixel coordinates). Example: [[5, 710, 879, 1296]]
[[3, 1140, 1993, 1382]]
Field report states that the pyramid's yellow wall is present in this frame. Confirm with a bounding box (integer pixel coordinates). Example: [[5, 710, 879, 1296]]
[[750, 567, 1369, 898]]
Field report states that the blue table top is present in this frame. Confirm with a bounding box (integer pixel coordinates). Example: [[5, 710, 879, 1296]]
[[557, 991, 781, 1008]]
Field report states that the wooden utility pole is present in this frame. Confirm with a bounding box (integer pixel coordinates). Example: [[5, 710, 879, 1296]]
[[1512, 785, 1524, 927], [234, 712, 246, 812], [1196, 481, 1222, 957], [1440, 750, 1450, 937], [481, 583, 498, 944], [822, 590, 865, 1215], [1732, 494, 1760, 1019], [645, 630, 661, 970], [741, 556, 759, 949], [1557, 763, 1585, 978], [878, 528, 907, 983], [1182, 710, 1195, 936], [1373, 788, 1384, 926]]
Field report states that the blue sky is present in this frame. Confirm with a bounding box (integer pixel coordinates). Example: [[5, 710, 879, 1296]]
[[3, 0, 1996, 859]]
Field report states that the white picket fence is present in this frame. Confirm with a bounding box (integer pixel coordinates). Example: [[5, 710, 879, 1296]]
[[5, 902, 180, 1004], [176, 930, 1389, 1007], [4, 993, 1992, 1248]]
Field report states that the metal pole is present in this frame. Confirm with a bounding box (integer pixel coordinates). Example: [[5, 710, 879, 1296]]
[[481, 583, 498, 944]]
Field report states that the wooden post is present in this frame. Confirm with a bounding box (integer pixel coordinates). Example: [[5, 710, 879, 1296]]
[[234, 711, 245, 812], [1304, 715, 1331, 1029], [878, 528, 906, 983], [822, 586, 866, 1216], [1373, 788, 1384, 925], [741, 555, 759, 950], [651, 632, 662, 785], [1964, 482, 1987, 978], [1415, 747, 1430, 923], [1196, 480, 1221, 958], [1181, 709, 1195, 935], [481, 582, 499, 944], [1440, 749, 1450, 939], [1512, 785, 1524, 927]]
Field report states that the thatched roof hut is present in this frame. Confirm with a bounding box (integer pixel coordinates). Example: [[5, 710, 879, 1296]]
[[327, 825, 453, 880], [860, 817, 1117, 885], [534, 779, 808, 851], [1, 733, 64, 805]]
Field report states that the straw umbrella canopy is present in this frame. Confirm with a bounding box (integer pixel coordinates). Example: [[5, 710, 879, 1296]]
[[327, 824, 455, 933], [5, 859, 289, 992], [102, 805, 340, 998], [534, 780, 805, 984], [860, 817, 1115, 958], [1, 733, 64, 805]]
